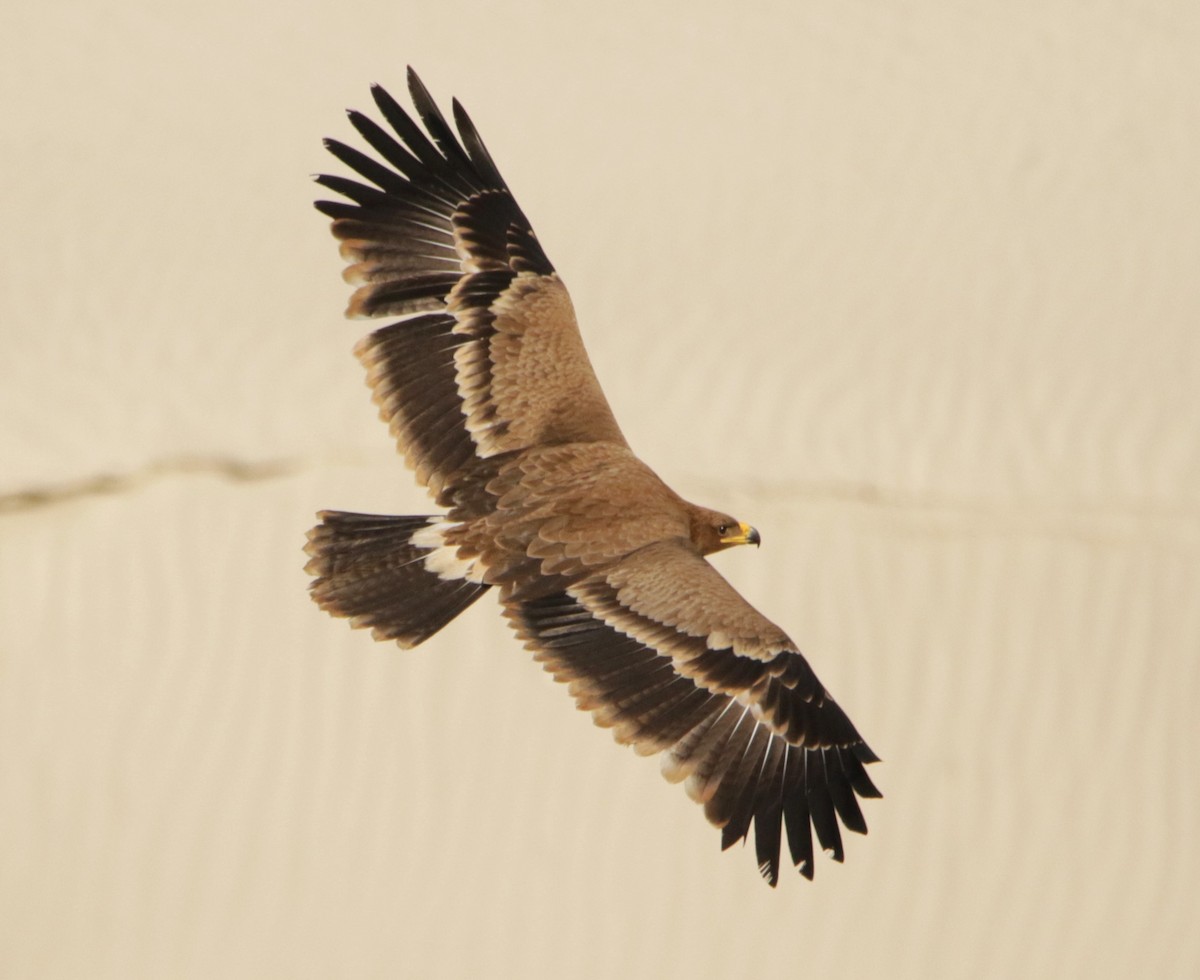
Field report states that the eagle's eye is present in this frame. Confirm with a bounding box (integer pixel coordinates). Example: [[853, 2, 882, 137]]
[[717, 523, 729, 535]]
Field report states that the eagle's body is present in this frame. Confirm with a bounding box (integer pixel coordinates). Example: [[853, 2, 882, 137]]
[[306, 70, 880, 884]]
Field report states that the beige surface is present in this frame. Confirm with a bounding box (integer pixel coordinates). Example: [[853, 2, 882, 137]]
[[3, 1, 1199, 977]]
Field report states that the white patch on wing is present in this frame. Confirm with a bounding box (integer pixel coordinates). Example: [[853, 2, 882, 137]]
[[454, 338, 507, 457], [410, 519, 483, 583], [707, 630, 732, 651]]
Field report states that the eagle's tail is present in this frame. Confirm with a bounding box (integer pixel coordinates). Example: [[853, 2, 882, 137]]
[[305, 511, 489, 647]]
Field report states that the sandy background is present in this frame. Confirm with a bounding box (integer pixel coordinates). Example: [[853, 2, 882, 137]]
[[3, 1, 1199, 977]]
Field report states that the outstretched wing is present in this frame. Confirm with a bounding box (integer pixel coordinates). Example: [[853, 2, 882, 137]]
[[316, 69, 625, 502], [507, 540, 880, 885]]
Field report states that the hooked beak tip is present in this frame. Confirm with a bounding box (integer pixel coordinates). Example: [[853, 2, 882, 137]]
[[719, 521, 762, 548]]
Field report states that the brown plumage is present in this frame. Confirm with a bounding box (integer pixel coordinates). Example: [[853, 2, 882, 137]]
[[305, 69, 880, 885]]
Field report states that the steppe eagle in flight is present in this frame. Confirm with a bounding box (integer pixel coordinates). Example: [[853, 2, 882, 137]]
[[306, 69, 880, 884]]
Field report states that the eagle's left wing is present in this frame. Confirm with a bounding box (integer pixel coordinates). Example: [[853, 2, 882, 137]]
[[507, 540, 880, 885]]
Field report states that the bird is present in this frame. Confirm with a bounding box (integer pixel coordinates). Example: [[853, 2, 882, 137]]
[[305, 68, 880, 885]]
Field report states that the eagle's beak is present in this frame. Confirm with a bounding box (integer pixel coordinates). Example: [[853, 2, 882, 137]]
[[721, 522, 761, 548]]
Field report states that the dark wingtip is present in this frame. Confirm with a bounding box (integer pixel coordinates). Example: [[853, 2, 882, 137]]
[[405, 67, 428, 105], [369, 81, 392, 108], [720, 823, 748, 851], [406, 66, 432, 105]]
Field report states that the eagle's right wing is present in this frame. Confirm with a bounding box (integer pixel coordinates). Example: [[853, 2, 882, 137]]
[[316, 69, 625, 502]]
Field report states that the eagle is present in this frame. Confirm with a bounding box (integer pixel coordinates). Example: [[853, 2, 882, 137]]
[[305, 69, 880, 885]]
